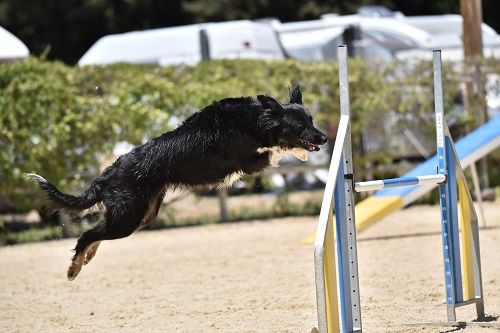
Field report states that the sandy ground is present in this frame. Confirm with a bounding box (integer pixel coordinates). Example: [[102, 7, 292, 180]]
[[164, 189, 324, 219], [1, 202, 500, 333]]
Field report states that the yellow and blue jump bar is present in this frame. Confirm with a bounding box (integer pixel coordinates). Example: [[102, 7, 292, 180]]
[[354, 174, 446, 192]]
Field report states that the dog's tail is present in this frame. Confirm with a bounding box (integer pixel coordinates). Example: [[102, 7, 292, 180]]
[[26, 173, 101, 215]]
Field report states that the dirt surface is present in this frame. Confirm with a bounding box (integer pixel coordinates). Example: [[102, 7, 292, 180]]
[[1, 202, 500, 333], [164, 189, 324, 219]]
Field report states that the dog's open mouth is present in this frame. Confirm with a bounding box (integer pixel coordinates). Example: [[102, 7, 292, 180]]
[[298, 139, 320, 152]]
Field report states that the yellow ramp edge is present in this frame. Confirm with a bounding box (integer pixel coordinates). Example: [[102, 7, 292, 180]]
[[302, 196, 403, 244], [355, 196, 404, 232], [458, 178, 475, 300], [324, 211, 340, 332]]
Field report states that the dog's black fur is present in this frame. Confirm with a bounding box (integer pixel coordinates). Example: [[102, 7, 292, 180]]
[[28, 84, 327, 280]]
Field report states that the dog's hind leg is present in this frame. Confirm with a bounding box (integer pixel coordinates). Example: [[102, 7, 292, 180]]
[[67, 205, 147, 281], [68, 221, 108, 281], [83, 241, 101, 265], [139, 191, 165, 229]]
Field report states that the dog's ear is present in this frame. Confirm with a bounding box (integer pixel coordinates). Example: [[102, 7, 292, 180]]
[[257, 95, 282, 131], [289, 83, 302, 104], [257, 95, 283, 112], [257, 111, 281, 131]]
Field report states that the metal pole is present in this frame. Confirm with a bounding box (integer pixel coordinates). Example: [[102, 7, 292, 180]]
[[314, 116, 349, 333], [433, 50, 457, 322], [337, 45, 362, 332], [445, 137, 464, 304]]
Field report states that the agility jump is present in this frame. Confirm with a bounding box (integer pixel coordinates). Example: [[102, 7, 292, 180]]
[[313, 46, 485, 332]]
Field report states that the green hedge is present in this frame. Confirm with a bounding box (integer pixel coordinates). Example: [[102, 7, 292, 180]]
[[1, 56, 495, 211]]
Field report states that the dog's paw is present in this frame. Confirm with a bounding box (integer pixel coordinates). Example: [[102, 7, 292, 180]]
[[67, 261, 82, 281], [269, 147, 287, 167], [83, 242, 100, 266], [258, 147, 288, 167], [291, 148, 308, 161], [258, 146, 307, 166], [83, 253, 93, 266]]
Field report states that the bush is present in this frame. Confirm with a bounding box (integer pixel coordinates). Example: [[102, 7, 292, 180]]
[[1, 56, 495, 213]]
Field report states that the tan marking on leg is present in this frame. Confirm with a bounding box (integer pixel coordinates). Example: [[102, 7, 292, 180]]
[[139, 194, 163, 228], [261, 147, 308, 165], [291, 148, 309, 161], [83, 241, 101, 265], [67, 252, 85, 281], [258, 147, 291, 167], [219, 172, 243, 188], [68, 241, 100, 280]]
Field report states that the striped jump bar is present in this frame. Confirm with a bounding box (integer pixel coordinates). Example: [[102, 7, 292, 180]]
[[354, 174, 446, 193]]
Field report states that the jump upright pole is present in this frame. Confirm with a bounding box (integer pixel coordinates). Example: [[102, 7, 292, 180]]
[[432, 50, 485, 322], [313, 47, 485, 333], [314, 45, 361, 333]]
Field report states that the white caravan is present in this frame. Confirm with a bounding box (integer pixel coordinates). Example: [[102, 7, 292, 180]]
[[396, 14, 500, 61], [273, 14, 432, 61], [78, 20, 284, 66], [0, 26, 29, 61], [274, 8, 500, 62]]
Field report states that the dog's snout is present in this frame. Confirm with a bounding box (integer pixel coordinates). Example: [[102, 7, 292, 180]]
[[315, 132, 328, 145]]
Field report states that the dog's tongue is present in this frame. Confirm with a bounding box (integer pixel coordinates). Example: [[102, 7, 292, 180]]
[[299, 139, 320, 152], [306, 143, 319, 152]]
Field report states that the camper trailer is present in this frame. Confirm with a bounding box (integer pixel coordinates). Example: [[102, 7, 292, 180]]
[[78, 20, 284, 66], [396, 14, 500, 60], [273, 8, 500, 62], [0, 26, 29, 61]]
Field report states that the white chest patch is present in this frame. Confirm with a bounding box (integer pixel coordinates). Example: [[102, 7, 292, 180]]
[[290, 148, 309, 161], [257, 147, 309, 167], [219, 171, 244, 188]]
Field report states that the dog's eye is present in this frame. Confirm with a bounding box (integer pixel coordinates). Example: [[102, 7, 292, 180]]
[[293, 122, 303, 129]]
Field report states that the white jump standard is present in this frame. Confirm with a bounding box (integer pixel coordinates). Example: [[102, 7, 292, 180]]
[[313, 46, 485, 333]]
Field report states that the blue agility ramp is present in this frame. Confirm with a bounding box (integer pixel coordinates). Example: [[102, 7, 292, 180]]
[[377, 115, 500, 202], [353, 115, 500, 233], [303, 115, 500, 240]]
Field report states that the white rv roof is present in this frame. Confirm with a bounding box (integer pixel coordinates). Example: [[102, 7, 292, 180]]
[[79, 23, 202, 66], [399, 14, 500, 48], [79, 20, 283, 66], [393, 14, 500, 61], [203, 21, 284, 60], [275, 15, 433, 49], [277, 12, 500, 61], [0, 26, 29, 60], [279, 27, 344, 49]]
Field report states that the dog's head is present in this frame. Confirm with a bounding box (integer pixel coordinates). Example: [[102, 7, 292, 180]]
[[257, 84, 328, 151]]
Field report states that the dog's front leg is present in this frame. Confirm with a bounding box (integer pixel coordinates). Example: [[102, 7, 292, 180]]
[[243, 151, 271, 174], [257, 147, 287, 167]]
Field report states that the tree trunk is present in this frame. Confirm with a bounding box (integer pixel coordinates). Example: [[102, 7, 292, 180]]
[[218, 188, 229, 223], [461, 0, 489, 188]]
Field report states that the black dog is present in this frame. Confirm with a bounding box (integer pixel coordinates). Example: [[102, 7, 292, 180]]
[[28, 84, 327, 280]]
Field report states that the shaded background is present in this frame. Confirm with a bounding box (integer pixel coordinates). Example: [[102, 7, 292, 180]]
[[0, 0, 499, 64]]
